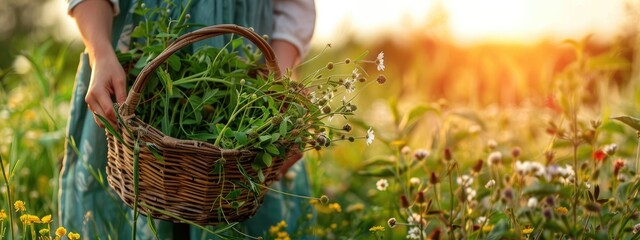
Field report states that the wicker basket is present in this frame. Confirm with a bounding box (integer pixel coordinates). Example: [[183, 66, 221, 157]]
[[105, 24, 287, 225]]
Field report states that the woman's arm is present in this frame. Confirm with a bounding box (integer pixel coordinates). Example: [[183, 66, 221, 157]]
[[71, 0, 125, 128]]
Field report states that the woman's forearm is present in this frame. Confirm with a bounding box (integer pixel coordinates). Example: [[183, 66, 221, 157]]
[[70, 0, 116, 67], [271, 40, 300, 73]]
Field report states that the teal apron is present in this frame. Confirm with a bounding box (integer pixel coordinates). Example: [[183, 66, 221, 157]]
[[59, 1, 312, 239]]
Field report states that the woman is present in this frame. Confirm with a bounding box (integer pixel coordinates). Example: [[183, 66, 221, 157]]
[[60, 0, 315, 238]]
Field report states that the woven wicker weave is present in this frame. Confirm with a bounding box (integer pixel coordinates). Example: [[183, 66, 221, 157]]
[[105, 24, 286, 225]]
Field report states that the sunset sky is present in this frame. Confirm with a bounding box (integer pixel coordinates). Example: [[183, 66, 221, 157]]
[[54, 0, 634, 46]]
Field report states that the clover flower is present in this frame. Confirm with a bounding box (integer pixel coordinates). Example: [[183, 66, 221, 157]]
[[376, 178, 389, 191], [376, 51, 385, 71]]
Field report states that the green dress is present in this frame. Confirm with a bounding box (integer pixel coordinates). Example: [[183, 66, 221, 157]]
[[60, 1, 313, 239]]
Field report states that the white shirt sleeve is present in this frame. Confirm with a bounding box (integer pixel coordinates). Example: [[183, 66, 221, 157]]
[[67, 0, 120, 16], [272, 0, 316, 58]]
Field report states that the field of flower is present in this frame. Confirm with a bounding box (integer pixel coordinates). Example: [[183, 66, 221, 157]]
[[3, 5, 640, 240]]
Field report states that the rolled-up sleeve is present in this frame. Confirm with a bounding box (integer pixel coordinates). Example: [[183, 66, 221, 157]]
[[67, 0, 120, 16], [272, 0, 316, 58]]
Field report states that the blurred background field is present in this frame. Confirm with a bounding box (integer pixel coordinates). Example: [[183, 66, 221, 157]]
[[3, 0, 640, 239]]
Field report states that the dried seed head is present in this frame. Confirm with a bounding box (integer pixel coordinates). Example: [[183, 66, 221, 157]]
[[430, 172, 439, 184], [512, 147, 521, 158], [342, 124, 352, 132], [376, 75, 387, 84], [472, 159, 483, 173], [415, 191, 426, 204], [348, 137, 355, 142], [400, 195, 410, 208], [322, 106, 332, 114], [320, 195, 329, 205], [414, 149, 429, 160], [358, 77, 366, 83], [344, 58, 351, 64], [444, 148, 452, 161], [326, 62, 334, 70], [387, 218, 397, 228]]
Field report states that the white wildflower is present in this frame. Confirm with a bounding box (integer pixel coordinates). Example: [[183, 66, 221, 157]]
[[633, 223, 640, 234], [456, 174, 473, 187], [477, 216, 487, 225], [376, 178, 389, 191], [407, 227, 422, 239], [527, 197, 538, 208], [376, 51, 385, 71], [344, 78, 356, 93], [485, 179, 496, 189], [466, 187, 477, 202], [352, 68, 360, 79], [487, 139, 497, 149], [414, 149, 429, 160], [487, 151, 502, 166], [604, 143, 618, 156], [584, 181, 591, 189], [366, 128, 375, 145], [409, 177, 421, 186]]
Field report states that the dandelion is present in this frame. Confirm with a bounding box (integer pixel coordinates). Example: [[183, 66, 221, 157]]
[[366, 127, 375, 145], [14, 200, 25, 212], [0, 209, 6, 221], [556, 207, 569, 216], [527, 197, 538, 208], [369, 225, 385, 232], [68, 232, 81, 240], [485, 179, 496, 189], [376, 51, 385, 71], [387, 218, 397, 228], [55, 227, 67, 237], [522, 226, 534, 235], [487, 151, 502, 166], [634, 223, 640, 234], [376, 178, 389, 191]]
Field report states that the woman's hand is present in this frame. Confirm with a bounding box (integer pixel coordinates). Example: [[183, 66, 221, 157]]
[[85, 51, 126, 128]]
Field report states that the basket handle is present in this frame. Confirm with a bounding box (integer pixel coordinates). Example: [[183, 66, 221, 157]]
[[122, 24, 281, 116]]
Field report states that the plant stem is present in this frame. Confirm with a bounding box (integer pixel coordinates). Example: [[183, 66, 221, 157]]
[[0, 156, 14, 240]]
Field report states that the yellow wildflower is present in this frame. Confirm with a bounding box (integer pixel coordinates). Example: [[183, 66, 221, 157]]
[[482, 225, 493, 233], [39, 228, 49, 236], [556, 207, 569, 216], [14, 200, 25, 212], [275, 231, 290, 240], [346, 203, 364, 212], [68, 232, 81, 240], [369, 226, 385, 232], [306, 213, 313, 220], [19, 214, 40, 224], [329, 203, 342, 213], [55, 227, 67, 237], [522, 226, 534, 235], [277, 220, 287, 229], [331, 223, 337, 229], [309, 199, 319, 205], [0, 209, 6, 221], [41, 214, 52, 224], [269, 225, 280, 235]]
